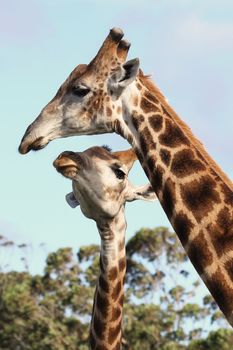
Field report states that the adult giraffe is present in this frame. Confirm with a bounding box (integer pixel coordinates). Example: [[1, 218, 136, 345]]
[[19, 28, 233, 326], [53, 146, 156, 350]]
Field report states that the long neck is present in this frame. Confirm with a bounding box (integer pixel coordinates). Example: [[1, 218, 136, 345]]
[[115, 76, 233, 326], [90, 207, 126, 350]]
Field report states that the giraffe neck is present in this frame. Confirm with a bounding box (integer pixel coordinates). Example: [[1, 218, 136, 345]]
[[90, 207, 126, 350], [115, 76, 233, 326]]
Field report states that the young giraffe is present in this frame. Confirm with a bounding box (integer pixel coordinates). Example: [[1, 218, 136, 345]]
[[19, 28, 233, 325], [53, 146, 156, 350]]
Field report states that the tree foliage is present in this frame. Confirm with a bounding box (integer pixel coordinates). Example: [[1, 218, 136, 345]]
[[0, 228, 232, 349]]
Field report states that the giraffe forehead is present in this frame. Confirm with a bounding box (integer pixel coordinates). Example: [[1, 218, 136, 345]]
[[67, 57, 122, 88], [58, 147, 119, 169], [65, 64, 89, 87], [69, 64, 88, 79], [83, 147, 115, 162]]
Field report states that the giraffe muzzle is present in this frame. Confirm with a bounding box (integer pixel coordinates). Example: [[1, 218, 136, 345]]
[[18, 136, 49, 154]]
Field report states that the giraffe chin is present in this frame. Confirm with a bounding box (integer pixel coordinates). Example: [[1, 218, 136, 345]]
[[31, 142, 48, 152]]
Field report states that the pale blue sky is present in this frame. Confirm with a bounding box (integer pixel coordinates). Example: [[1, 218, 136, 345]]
[[0, 0, 233, 274]]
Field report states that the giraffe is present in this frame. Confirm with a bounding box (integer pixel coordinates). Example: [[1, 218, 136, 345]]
[[18, 28, 233, 326], [53, 145, 156, 350]]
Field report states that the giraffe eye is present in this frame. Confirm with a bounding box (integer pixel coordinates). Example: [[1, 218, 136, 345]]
[[72, 86, 90, 97], [113, 168, 126, 180]]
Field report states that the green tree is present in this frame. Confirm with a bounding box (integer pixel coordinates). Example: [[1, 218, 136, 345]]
[[0, 228, 232, 350], [188, 329, 233, 350], [0, 247, 92, 349]]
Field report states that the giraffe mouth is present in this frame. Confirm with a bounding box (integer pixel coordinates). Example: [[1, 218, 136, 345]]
[[19, 137, 49, 154], [30, 138, 49, 151]]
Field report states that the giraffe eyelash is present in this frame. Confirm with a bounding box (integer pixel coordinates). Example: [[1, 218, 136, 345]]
[[72, 85, 90, 97], [111, 167, 126, 180]]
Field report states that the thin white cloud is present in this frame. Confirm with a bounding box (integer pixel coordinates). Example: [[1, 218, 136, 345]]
[[0, 0, 51, 44], [174, 16, 233, 51]]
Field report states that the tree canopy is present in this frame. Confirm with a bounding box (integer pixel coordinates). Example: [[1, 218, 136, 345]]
[[0, 228, 232, 349]]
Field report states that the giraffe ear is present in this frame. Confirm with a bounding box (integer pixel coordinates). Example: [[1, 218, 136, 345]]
[[118, 58, 140, 87], [108, 58, 140, 97], [65, 192, 80, 208], [125, 183, 157, 203]]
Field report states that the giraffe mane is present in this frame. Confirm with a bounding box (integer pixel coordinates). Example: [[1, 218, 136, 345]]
[[138, 71, 233, 190], [101, 144, 112, 152]]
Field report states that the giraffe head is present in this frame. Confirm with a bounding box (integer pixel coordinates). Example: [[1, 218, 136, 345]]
[[53, 146, 156, 221], [19, 28, 140, 154]]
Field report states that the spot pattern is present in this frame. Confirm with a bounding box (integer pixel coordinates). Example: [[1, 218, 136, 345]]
[[93, 98, 101, 111], [205, 268, 233, 318], [108, 267, 118, 281], [209, 207, 233, 257], [162, 178, 176, 219], [99, 275, 110, 293], [159, 119, 190, 148], [96, 291, 109, 318], [148, 114, 163, 132], [65, 44, 233, 343], [159, 148, 171, 166], [94, 314, 106, 339], [180, 175, 221, 222], [224, 258, 233, 283], [119, 257, 126, 271], [150, 165, 164, 193], [114, 119, 123, 135], [117, 106, 122, 114], [132, 114, 145, 130], [111, 306, 121, 321], [173, 212, 195, 246], [106, 106, 112, 117], [119, 294, 124, 307], [108, 321, 122, 345], [118, 239, 125, 252], [140, 97, 156, 113], [139, 127, 155, 155], [147, 155, 157, 174], [188, 230, 213, 274], [221, 184, 233, 205], [133, 96, 139, 106], [127, 133, 134, 145], [112, 281, 121, 301], [144, 91, 159, 104], [171, 149, 206, 178]]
